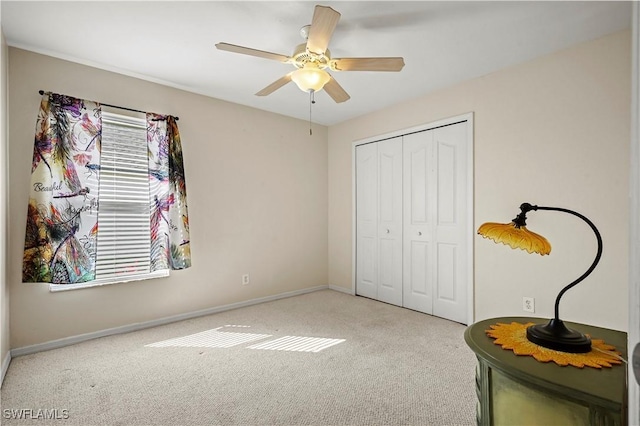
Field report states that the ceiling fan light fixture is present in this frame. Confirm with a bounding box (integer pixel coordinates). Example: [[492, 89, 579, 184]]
[[216, 5, 404, 103], [291, 65, 330, 93]]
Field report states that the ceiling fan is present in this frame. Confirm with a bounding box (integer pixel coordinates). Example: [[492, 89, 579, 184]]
[[216, 5, 405, 103]]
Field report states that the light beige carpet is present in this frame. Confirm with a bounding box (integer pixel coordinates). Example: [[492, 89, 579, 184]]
[[1, 289, 477, 425]]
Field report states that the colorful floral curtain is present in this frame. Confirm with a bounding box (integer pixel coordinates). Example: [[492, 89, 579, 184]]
[[22, 94, 101, 283], [23, 92, 191, 284], [147, 114, 191, 271]]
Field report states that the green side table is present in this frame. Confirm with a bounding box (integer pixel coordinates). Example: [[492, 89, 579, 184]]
[[464, 317, 628, 426]]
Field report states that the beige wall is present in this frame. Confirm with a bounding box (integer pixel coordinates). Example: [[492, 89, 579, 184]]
[[8, 48, 328, 348], [5, 29, 632, 350], [329, 30, 631, 331], [1, 28, 9, 372]]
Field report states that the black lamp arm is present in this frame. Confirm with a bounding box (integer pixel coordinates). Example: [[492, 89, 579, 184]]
[[520, 203, 603, 321]]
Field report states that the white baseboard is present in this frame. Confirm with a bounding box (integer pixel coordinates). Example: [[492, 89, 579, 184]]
[[1, 350, 11, 388], [11, 285, 331, 358], [328, 284, 355, 295]]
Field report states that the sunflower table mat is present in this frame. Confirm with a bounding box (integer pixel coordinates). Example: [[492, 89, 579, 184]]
[[485, 322, 623, 369]]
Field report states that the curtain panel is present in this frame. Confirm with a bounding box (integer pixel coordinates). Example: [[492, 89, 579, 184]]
[[22, 92, 191, 284], [147, 114, 191, 271]]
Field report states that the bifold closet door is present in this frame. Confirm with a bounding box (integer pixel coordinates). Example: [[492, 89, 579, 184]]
[[356, 121, 468, 323], [431, 123, 468, 323], [355, 142, 378, 300], [376, 138, 402, 306], [402, 131, 434, 314], [402, 123, 468, 324], [355, 138, 403, 306]]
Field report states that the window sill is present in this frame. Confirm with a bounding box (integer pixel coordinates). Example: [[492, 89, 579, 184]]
[[49, 270, 170, 292]]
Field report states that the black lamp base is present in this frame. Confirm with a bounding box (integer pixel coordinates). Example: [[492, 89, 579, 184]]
[[526, 319, 592, 353]]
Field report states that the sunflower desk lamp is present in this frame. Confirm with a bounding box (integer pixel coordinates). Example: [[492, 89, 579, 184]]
[[478, 202, 602, 353]]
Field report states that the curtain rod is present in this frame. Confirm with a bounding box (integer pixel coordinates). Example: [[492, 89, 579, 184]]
[[38, 90, 179, 121]]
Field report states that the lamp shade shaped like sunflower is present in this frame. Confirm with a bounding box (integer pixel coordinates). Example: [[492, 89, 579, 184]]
[[477, 202, 603, 354], [477, 222, 551, 255]]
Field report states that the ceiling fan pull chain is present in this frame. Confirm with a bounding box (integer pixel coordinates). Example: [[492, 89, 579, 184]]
[[309, 90, 314, 136]]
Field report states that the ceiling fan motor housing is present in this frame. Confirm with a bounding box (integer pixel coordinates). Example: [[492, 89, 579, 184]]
[[292, 43, 330, 70]]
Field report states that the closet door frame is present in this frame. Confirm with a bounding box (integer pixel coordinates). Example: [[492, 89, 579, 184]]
[[351, 112, 475, 324]]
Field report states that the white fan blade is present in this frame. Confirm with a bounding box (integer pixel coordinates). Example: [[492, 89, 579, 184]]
[[331, 57, 405, 72], [324, 76, 350, 103], [256, 73, 293, 96], [216, 43, 290, 63], [306, 6, 341, 56]]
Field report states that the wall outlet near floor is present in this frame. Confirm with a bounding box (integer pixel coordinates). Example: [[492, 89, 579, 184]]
[[523, 297, 535, 313], [242, 274, 250, 285]]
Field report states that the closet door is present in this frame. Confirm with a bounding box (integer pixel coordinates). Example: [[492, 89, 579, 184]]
[[402, 122, 468, 324], [376, 137, 403, 306], [355, 143, 378, 300], [431, 123, 468, 324], [403, 130, 434, 313], [356, 119, 469, 323]]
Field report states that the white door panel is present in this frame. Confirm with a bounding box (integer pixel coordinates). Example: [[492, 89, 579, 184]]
[[436, 243, 457, 301], [403, 131, 434, 313], [436, 141, 457, 225], [357, 235, 377, 293], [402, 122, 468, 323], [406, 240, 431, 312], [377, 138, 403, 306], [432, 123, 468, 324], [355, 143, 378, 299], [409, 147, 428, 223]]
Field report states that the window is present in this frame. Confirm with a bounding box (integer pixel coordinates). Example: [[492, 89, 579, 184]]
[[24, 92, 190, 288], [50, 111, 168, 291]]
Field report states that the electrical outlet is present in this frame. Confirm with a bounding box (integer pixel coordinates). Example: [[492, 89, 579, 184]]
[[523, 297, 535, 313], [242, 274, 250, 285]]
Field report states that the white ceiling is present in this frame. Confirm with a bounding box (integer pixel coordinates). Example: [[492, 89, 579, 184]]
[[1, 1, 632, 126]]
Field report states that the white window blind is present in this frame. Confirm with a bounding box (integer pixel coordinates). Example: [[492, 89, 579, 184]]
[[50, 111, 168, 292], [95, 112, 151, 279]]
